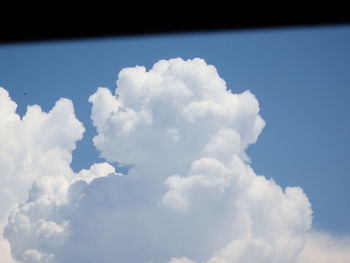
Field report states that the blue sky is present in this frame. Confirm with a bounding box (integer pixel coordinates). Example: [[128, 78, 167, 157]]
[[1, 24, 349, 240]]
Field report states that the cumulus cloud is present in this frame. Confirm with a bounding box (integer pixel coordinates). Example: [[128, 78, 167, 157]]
[[86, 58, 311, 262], [0, 87, 83, 262], [0, 87, 114, 262], [297, 232, 350, 263], [0, 87, 84, 220], [4, 162, 115, 263], [1, 58, 348, 263]]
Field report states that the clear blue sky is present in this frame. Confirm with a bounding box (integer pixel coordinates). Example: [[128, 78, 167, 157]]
[[1, 25, 349, 236]]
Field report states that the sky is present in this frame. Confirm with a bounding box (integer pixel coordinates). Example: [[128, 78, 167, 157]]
[[0, 25, 350, 262]]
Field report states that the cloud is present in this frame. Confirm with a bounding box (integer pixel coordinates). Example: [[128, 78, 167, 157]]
[[0, 87, 84, 262], [89, 58, 264, 169], [2, 58, 347, 263], [168, 257, 196, 263], [4, 162, 115, 263], [0, 237, 17, 263], [86, 58, 311, 262], [0, 87, 114, 262], [297, 231, 350, 263], [0, 87, 84, 222]]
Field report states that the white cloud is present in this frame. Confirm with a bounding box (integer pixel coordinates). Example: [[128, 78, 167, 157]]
[[168, 257, 196, 263], [297, 231, 350, 263], [0, 87, 84, 222], [87, 58, 311, 262], [0, 237, 17, 263], [0, 87, 83, 262], [1, 58, 349, 263], [0, 87, 114, 262], [4, 161, 115, 263], [207, 237, 274, 263]]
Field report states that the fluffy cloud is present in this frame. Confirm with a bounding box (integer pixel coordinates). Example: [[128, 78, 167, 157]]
[[0, 87, 84, 263], [4, 162, 115, 263], [0, 238, 17, 263], [86, 58, 312, 262], [1, 58, 347, 263], [89, 58, 264, 169], [0, 87, 84, 221], [297, 232, 350, 263], [0, 87, 114, 262]]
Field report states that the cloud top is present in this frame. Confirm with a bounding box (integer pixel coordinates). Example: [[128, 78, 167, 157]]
[[89, 58, 265, 168]]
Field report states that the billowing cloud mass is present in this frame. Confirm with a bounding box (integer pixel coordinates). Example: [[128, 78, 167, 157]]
[[0, 58, 348, 262], [0, 87, 115, 262]]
